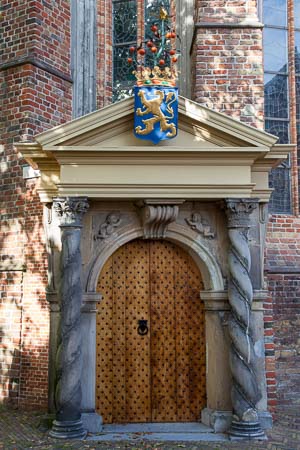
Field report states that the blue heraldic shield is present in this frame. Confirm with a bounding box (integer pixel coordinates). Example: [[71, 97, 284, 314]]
[[134, 85, 178, 144]]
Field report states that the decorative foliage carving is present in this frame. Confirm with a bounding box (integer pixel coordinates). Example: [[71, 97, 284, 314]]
[[225, 199, 264, 439], [185, 212, 214, 238], [94, 213, 121, 240], [140, 201, 182, 239], [54, 197, 89, 227], [225, 199, 258, 228]]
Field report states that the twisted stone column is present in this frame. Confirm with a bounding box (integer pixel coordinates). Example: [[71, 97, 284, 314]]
[[50, 197, 89, 439], [225, 199, 265, 440]]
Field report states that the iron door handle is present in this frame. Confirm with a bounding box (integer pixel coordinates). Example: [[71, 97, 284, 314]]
[[137, 319, 148, 336]]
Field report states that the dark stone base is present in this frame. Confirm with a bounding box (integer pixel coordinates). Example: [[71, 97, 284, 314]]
[[228, 420, 266, 440], [49, 419, 87, 439]]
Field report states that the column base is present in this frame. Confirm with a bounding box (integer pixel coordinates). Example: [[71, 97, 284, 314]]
[[201, 408, 232, 433], [228, 420, 266, 440], [49, 419, 87, 439], [81, 412, 103, 433], [202, 408, 273, 433]]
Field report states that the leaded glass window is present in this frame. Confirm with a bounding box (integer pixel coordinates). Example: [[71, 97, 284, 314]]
[[264, 74, 288, 118], [264, 28, 288, 73], [112, 0, 171, 102], [263, 0, 292, 213], [295, 0, 300, 28], [263, 0, 287, 26], [112, 0, 138, 101], [296, 75, 300, 120]]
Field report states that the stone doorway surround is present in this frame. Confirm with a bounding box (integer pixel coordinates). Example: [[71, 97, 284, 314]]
[[17, 96, 292, 439]]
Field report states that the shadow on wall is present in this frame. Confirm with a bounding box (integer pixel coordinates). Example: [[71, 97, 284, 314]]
[[0, 164, 50, 410]]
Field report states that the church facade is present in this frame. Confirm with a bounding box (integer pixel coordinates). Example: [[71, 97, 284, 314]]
[[1, 0, 299, 440]]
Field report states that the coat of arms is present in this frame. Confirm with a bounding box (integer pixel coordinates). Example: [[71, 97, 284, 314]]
[[134, 84, 178, 144], [127, 3, 179, 145]]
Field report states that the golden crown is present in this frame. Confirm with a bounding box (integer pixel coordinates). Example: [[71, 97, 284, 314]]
[[133, 65, 177, 87]]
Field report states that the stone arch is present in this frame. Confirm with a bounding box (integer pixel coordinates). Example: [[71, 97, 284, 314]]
[[82, 221, 227, 426], [85, 223, 224, 294]]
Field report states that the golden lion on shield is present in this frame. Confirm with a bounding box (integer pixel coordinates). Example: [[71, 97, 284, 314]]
[[135, 89, 177, 138]]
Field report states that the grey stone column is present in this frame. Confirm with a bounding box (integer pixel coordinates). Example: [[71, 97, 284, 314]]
[[225, 199, 265, 440], [50, 197, 89, 439], [80, 294, 103, 432]]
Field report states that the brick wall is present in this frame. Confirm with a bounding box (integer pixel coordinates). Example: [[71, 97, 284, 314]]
[[1, 0, 70, 76], [195, 0, 258, 23], [0, 0, 72, 408], [265, 216, 300, 412], [96, 0, 113, 108], [191, 27, 264, 128], [191, 0, 263, 128]]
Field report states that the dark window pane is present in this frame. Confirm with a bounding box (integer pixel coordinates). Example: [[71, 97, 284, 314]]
[[295, 0, 300, 28], [265, 120, 291, 213], [269, 163, 292, 214], [113, 0, 137, 44], [113, 0, 137, 101], [265, 119, 289, 143], [264, 73, 288, 118], [263, 28, 288, 73], [295, 32, 300, 73], [263, 0, 287, 27], [296, 76, 300, 120], [113, 44, 136, 84]]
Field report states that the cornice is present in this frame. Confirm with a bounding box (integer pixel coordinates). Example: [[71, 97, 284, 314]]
[[50, 146, 269, 167], [15, 142, 58, 170], [56, 183, 255, 199], [0, 56, 72, 83], [194, 21, 264, 29]]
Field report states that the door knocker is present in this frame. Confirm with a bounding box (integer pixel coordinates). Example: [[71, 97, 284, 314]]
[[137, 319, 148, 336]]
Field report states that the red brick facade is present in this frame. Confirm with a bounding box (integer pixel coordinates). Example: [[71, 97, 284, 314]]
[[0, 0, 72, 408], [191, 27, 264, 128], [265, 216, 300, 412], [1, 0, 299, 418]]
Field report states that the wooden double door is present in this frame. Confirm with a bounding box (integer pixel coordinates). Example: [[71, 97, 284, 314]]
[[96, 239, 206, 423]]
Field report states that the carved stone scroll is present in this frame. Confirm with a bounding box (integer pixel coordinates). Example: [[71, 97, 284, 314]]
[[225, 199, 265, 440], [94, 213, 121, 240], [50, 197, 89, 439], [139, 200, 184, 239], [185, 212, 214, 238]]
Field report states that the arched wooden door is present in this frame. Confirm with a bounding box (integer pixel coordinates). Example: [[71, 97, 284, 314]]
[[96, 239, 206, 423]]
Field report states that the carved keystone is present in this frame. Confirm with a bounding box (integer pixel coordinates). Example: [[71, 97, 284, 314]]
[[138, 199, 184, 239]]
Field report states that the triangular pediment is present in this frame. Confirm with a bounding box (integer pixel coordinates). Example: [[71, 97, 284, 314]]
[[17, 95, 292, 204], [34, 96, 278, 149]]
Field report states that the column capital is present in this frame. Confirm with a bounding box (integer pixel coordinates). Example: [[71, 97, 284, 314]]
[[53, 197, 89, 228], [225, 198, 259, 229]]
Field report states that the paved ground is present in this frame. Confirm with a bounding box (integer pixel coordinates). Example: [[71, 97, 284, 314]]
[[0, 407, 299, 450]]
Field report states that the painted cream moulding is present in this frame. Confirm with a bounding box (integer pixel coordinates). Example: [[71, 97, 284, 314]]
[[15, 96, 292, 203]]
